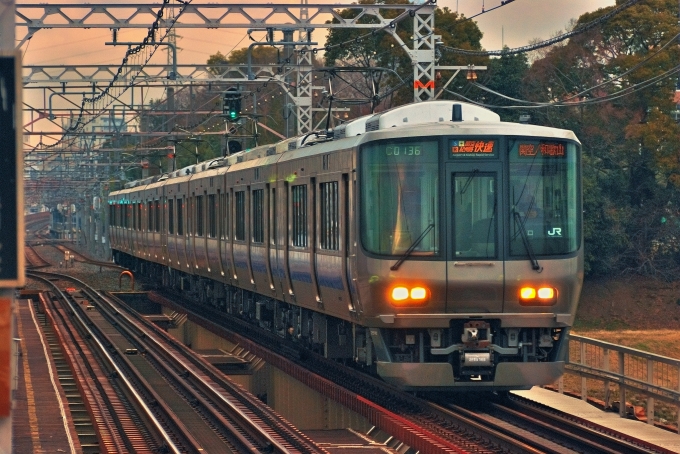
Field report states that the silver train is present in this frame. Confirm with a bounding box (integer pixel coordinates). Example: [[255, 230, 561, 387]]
[[108, 100, 583, 390]]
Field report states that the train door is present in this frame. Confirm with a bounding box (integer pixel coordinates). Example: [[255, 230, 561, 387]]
[[446, 162, 504, 313]]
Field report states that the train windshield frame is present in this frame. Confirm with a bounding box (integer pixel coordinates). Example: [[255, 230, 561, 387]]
[[508, 139, 580, 257], [360, 139, 440, 257]]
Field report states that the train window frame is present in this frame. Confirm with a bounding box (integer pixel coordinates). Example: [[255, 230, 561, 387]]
[[270, 187, 277, 246], [154, 199, 160, 233], [208, 193, 217, 238], [147, 200, 153, 232], [195, 194, 204, 237], [235, 190, 246, 241], [252, 188, 264, 244], [507, 138, 581, 258], [177, 197, 184, 236], [168, 198, 174, 234], [359, 137, 441, 259], [319, 180, 340, 251], [291, 184, 308, 248], [222, 192, 229, 240]]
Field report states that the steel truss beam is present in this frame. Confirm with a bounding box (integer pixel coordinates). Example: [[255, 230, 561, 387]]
[[23, 64, 288, 85], [15, 3, 425, 46], [19, 2, 435, 135]]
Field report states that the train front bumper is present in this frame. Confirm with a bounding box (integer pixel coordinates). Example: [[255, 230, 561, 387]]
[[376, 361, 565, 391]]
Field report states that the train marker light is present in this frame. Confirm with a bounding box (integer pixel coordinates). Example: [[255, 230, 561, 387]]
[[391, 287, 409, 301]]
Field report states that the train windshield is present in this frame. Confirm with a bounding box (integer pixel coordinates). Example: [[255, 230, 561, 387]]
[[361, 140, 440, 256], [509, 140, 580, 257]]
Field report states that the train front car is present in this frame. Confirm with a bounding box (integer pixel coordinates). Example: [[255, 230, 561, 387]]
[[354, 102, 582, 390]]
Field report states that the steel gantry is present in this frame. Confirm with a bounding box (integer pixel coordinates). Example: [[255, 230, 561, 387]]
[[18, 2, 438, 135]]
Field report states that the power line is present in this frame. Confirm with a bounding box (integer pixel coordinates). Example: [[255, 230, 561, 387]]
[[441, 0, 645, 57]]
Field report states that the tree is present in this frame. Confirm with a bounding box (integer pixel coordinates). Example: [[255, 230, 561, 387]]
[[469, 48, 529, 122], [522, 0, 680, 277], [323, 1, 487, 111]]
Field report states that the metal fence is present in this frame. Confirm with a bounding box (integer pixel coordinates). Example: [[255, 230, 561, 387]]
[[556, 334, 680, 432]]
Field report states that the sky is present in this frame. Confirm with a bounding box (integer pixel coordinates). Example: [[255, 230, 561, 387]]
[[18, 0, 617, 67], [18, 0, 617, 144]]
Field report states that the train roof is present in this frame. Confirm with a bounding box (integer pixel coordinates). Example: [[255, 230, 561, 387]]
[[112, 100, 579, 194]]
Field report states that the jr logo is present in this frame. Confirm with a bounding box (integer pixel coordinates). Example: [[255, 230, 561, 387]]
[[547, 227, 562, 237]]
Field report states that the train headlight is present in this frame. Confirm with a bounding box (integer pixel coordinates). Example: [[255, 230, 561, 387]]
[[390, 286, 429, 306], [391, 287, 409, 301], [537, 287, 555, 299], [520, 287, 536, 299], [519, 286, 557, 305]]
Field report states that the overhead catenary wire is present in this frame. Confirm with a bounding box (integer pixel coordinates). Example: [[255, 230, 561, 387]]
[[441, 0, 646, 57]]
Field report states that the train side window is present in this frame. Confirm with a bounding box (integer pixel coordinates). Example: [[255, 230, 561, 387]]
[[291, 184, 308, 247], [177, 198, 184, 235], [235, 191, 246, 241], [320, 181, 339, 250], [252, 189, 264, 243], [222, 193, 229, 239], [208, 194, 216, 238], [168, 199, 174, 234], [196, 195, 204, 236], [137, 203, 142, 230], [147, 201, 153, 231], [270, 188, 277, 245], [155, 200, 160, 233]]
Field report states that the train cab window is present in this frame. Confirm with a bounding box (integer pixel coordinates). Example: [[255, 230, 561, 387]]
[[509, 140, 580, 256], [252, 189, 264, 243], [208, 194, 217, 238], [177, 198, 184, 235], [196, 195, 204, 236], [360, 140, 439, 256], [454, 173, 497, 259], [291, 184, 308, 247], [168, 199, 174, 234], [235, 191, 246, 241], [320, 181, 339, 250]]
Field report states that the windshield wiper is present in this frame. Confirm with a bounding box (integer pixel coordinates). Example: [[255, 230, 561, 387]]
[[513, 211, 542, 272], [390, 223, 435, 271]]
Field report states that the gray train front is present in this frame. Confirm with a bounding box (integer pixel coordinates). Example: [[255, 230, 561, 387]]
[[108, 100, 583, 391]]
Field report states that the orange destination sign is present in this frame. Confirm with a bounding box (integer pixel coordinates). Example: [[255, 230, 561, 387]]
[[451, 139, 497, 157]]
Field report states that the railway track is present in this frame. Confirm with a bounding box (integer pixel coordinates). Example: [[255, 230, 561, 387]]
[[428, 394, 676, 454], [27, 270, 326, 454], [150, 288, 676, 454], [23, 227, 672, 454], [25, 244, 51, 268]]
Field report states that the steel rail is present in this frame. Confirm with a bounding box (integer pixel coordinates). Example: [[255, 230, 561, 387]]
[[93, 289, 322, 453], [27, 271, 185, 454]]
